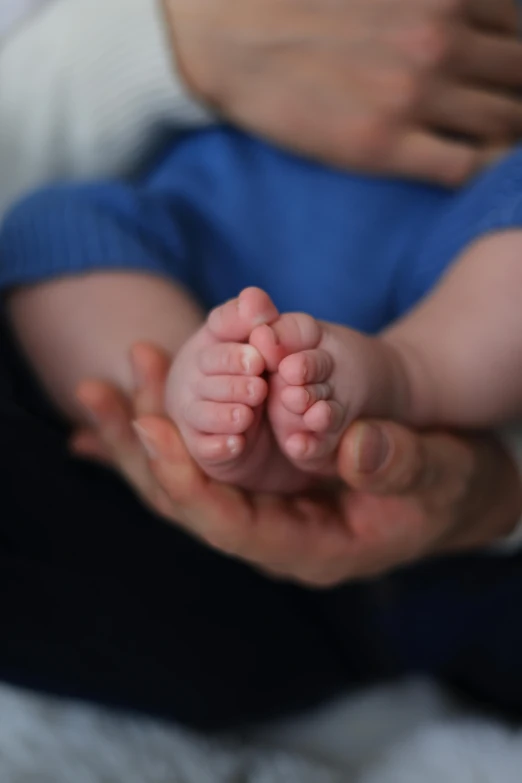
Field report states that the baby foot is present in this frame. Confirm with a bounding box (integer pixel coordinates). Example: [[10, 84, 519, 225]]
[[166, 288, 311, 493], [250, 313, 399, 475]]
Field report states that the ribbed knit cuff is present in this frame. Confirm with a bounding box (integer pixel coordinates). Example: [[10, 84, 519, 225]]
[[0, 185, 179, 289]]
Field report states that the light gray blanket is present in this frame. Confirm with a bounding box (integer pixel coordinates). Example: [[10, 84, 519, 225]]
[[1, 678, 521, 782]]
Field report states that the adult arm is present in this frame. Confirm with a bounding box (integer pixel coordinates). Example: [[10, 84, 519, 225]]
[[3, 0, 521, 214], [164, 0, 522, 185]]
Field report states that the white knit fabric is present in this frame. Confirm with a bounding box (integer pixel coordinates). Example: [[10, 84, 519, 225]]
[[0, 0, 211, 216], [0, 0, 50, 38]]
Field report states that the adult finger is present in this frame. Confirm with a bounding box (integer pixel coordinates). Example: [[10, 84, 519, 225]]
[[132, 416, 242, 536], [385, 128, 480, 185], [465, 0, 519, 34], [448, 29, 522, 89], [75, 380, 167, 513], [337, 420, 474, 496], [130, 342, 171, 417], [132, 414, 347, 573], [73, 344, 169, 472], [419, 81, 522, 140], [76, 381, 141, 471], [135, 415, 317, 563], [70, 428, 112, 464]]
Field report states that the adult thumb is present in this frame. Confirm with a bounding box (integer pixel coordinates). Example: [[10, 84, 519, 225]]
[[338, 420, 451, 496]]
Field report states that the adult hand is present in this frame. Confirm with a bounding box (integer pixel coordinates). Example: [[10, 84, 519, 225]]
[[72, 344, 522, 587], [163, 0, 522, 185]]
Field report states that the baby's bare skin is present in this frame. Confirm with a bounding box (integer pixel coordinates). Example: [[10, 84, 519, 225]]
[[166, 286, 405, 488], [165, 287, 312, 493]]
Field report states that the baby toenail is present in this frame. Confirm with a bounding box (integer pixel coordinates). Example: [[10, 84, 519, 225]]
[[247, 381, 257, 399], [227, 436, 241, 455], [232, 408, 242, 423], [240, 347, 257, 373]]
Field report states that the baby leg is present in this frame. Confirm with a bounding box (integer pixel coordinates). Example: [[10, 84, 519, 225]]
[[382, 229, 522, 427]]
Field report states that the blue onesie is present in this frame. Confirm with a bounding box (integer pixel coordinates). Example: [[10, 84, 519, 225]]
[[1, 127, 522, 336]]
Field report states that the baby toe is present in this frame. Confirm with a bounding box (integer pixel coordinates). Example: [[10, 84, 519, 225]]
[[198, 343, 265, 377], [249, 323, 283, 372], [199, 375, 267, 407], [207, 287, 279, 341], [271, 313, 322, 354], [280, 383, 331, 415], [284, 432, 323, 461], [250, 313, 322, 373], [185, 400, 254, 435], [303, 400, 344, 433], [279, 349, 334, 386], [238, 287, 279, 326], [191, 433, 245, 464]]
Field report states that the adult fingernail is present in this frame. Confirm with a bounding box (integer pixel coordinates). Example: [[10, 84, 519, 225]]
[[132, 422, 158, 460], [354, 424, 390, 474]]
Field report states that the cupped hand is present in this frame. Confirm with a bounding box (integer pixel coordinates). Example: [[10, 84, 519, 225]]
[[163, 0, 522, 185], [72, 344, 522, 587]]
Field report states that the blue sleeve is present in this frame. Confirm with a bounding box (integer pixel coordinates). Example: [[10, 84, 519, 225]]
[[0, 180, 194, 292]]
